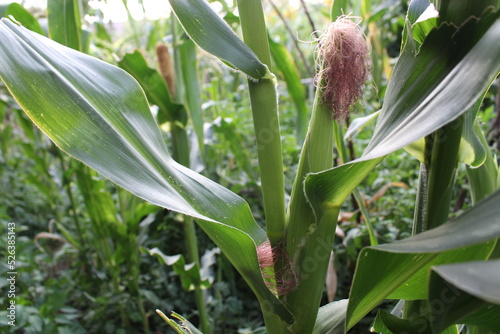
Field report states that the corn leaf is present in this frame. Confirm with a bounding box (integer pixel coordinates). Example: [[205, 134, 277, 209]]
[[2, 3, 44, 35], [47, 0, 81, 51], [363, 8, 500, 160], [372, 310, 459, 334], [429, 260, 500, 333], [312, 300, 348, 334], [0, 19, 292, 324], [167, 0, 270, 80]]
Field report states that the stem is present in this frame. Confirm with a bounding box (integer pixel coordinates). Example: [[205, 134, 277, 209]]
[[423, 116, 464, 230], [184, 217, 210, 334], [404, 116, 464, 318], [284, 83, 335, 333], [236, 0, 286, 246]]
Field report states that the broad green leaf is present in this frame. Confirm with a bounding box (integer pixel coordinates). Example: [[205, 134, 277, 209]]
[[345, 190, 500, 329], [429, 260, 500, 333], [312, 300, 348, 334], [147, 247, 211, 291], [268, 35, 308, 144], [47, 0, 81, 51], [404, 98, 488, 167], [363, 8, 500, 160], [167, 0, 270, 80], [117, 50, 183, 124], [0, 19, 292, 324], [4, 3, 44, 35], [437, 0, 498, 26]]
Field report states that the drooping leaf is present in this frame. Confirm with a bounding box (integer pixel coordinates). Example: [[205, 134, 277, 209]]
[[429, 260, 500, 333], [345, 190, 500, 329], [0, 19, 292, 324], [312, 300, 348, 334], [167, 0, 270, 79], [47, 0, 81, 51], [404, 98, 488, 167], [362, 8, 500, 160]]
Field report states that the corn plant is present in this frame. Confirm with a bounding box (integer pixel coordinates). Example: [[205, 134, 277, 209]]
[[0, 0, 499, 333]]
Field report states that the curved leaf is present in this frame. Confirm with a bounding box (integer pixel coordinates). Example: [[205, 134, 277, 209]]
[[345, 190, 500, 329], [312, 300, 348, 334], [363, 8, 500, 160], [167, 0, 270, 80], [429, 260, 500, 333], [0, 19, 292, 324]]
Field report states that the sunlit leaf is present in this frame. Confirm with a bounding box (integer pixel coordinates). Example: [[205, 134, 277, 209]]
[[0, 19, 292, 324], [167, 0, 270, 79]]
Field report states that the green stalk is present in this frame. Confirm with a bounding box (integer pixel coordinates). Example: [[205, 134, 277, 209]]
[[423, 116, 464, 230], [236, 0, 286, 246], [284, 83, 335, 333], [404, 116, 464, 318]]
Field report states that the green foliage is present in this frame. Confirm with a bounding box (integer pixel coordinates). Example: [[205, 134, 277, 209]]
[[0, 0, 499, 333]]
